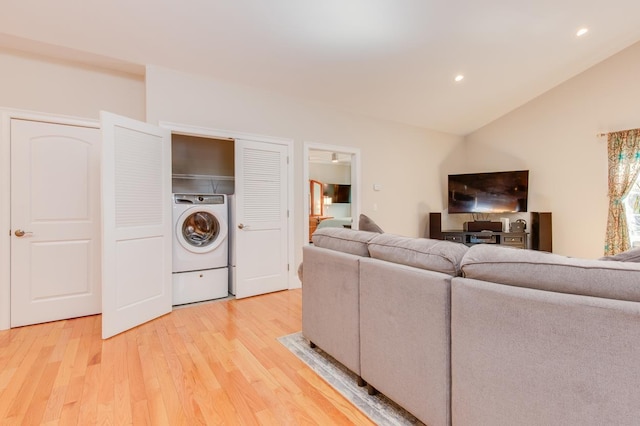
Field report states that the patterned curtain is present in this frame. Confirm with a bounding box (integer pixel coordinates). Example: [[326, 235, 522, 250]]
[[605, 129, 640, 255]]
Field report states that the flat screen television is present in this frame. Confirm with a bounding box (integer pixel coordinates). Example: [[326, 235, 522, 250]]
[[448, 170, 529, 214], [323, 183, 351, 203]]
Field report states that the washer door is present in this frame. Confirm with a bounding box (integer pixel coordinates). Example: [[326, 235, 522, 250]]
[[176, 208, 228, 254]]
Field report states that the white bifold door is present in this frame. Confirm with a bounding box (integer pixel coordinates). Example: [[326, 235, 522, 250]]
[[10, 113, 287, 336], [234, 139, 289, 299], [10, 114, 172, 338], [100, 112, 172, 339]]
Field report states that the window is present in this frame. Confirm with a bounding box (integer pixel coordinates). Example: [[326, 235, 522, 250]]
[[624, 178, 640, 248]]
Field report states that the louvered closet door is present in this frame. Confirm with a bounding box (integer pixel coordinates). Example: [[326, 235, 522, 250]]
[[100, 112, 172, 339], [234, 139, 289, 299]]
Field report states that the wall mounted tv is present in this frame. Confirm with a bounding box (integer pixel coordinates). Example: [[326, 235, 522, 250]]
[[448, 170, 529, 214], [323, 183, 351, 203]]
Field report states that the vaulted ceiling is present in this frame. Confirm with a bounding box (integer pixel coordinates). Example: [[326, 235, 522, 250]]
[[2, 0, 640, 135]]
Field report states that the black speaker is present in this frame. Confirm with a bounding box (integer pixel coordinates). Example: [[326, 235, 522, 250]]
[[464, 221, 503, 232], [531, 212, 552, 252], [429, 212, 443, 240]]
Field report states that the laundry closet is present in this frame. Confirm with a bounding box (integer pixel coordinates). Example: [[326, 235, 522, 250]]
[[170, 134, 236, 305], [1, 111, 293, 339]]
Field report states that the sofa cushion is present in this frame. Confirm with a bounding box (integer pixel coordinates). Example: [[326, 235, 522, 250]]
[[461, 244, 640, 302], [359, 214, 384, 233], [367, 233, 468, 276], [600, 247, 640, 262], [312, 227, 379, 257]]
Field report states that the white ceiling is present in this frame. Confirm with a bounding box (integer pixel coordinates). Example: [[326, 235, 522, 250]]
[[2, 0, 640, 135]]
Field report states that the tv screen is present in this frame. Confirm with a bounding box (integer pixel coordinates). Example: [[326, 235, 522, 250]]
[[448, 170, 529, 214], [323, 183, 351, 203]]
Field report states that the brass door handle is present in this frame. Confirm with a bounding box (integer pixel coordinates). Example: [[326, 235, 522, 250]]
[[14, 229, 33, 237]]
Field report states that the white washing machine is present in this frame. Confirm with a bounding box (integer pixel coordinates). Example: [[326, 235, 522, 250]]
[[172, 193, 229, 305]]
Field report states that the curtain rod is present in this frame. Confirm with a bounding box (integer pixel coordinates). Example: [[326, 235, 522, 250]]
[[597, 128, 640, 137]]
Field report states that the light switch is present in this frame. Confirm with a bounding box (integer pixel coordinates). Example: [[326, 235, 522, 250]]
[[373, 183, 382, 191]]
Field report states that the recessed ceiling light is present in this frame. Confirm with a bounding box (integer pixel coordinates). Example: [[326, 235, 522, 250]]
[[576, 27, 589, 37], [454, 74, 464, 82]]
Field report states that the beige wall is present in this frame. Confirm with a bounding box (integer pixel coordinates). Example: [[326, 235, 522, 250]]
[[146, 65, 464, 266], [0, 48, 145, 120], [463, 41, 640, 258]]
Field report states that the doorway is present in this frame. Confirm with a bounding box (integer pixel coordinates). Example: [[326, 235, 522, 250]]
[[303, 143, 361, 244], [162, 123, 295, 300]]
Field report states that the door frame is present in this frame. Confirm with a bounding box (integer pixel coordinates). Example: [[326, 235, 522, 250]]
[[0, 109, 99, 330], [158, 121, 296, 290], [303, 142, 361, 245]]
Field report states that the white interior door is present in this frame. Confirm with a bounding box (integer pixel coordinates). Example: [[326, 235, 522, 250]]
[[10, 119, 102, 327], [234, 139, 289, 299], [101, 112, 172, 339]]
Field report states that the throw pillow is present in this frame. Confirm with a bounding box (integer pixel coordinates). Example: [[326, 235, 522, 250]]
[[600, 247, 640, 262], [359, 214, 383, 233], [297, 262, 303, 283]]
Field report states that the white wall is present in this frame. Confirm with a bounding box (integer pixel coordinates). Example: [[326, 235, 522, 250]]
[[463, 41, 640, 258], [0, 49, 146, 330], [146, 65, 464, 267], [0, 47, 145, 120]]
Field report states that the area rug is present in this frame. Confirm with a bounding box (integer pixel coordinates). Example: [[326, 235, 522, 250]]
[[278, 332, 423, 425]]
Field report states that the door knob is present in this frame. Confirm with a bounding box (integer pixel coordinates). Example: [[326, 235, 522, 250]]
[[14, 229, 33, 237]]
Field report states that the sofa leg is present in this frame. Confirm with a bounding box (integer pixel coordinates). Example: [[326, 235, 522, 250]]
[[366, 384, 377, 396], [357, 376, 366, 387], [309, 341, 316, 349]]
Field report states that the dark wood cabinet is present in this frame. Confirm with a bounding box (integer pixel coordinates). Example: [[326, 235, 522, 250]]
[[429, 212, 552, 251]]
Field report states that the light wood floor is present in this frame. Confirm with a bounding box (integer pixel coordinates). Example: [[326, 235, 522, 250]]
[[0, 289, 375, 425]]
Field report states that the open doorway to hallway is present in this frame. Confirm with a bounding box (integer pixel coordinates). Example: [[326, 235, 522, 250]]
[[303, 143, 361, 244]]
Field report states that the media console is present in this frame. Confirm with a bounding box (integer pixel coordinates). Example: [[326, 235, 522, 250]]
[[441, 230, 528, 249], [429, 212, 552, 252]]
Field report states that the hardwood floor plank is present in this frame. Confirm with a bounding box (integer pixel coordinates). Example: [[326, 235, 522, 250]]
[[0, 289, 376, 425], [114, 332, 134, 425], [57, 375, 84, 425], [96, 335, 116, 425], [76, 363, 100, 424], [137, 336, 172, 425], [5, 343, 54, 420]]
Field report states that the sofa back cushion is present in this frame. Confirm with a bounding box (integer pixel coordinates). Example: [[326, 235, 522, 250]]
[[312, 227, 379, 257], [367, 233, 468, 276], [461, 244, 640, 302]]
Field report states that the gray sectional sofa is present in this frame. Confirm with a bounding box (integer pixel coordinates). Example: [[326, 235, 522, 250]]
[[301, 227, 640, 426]]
